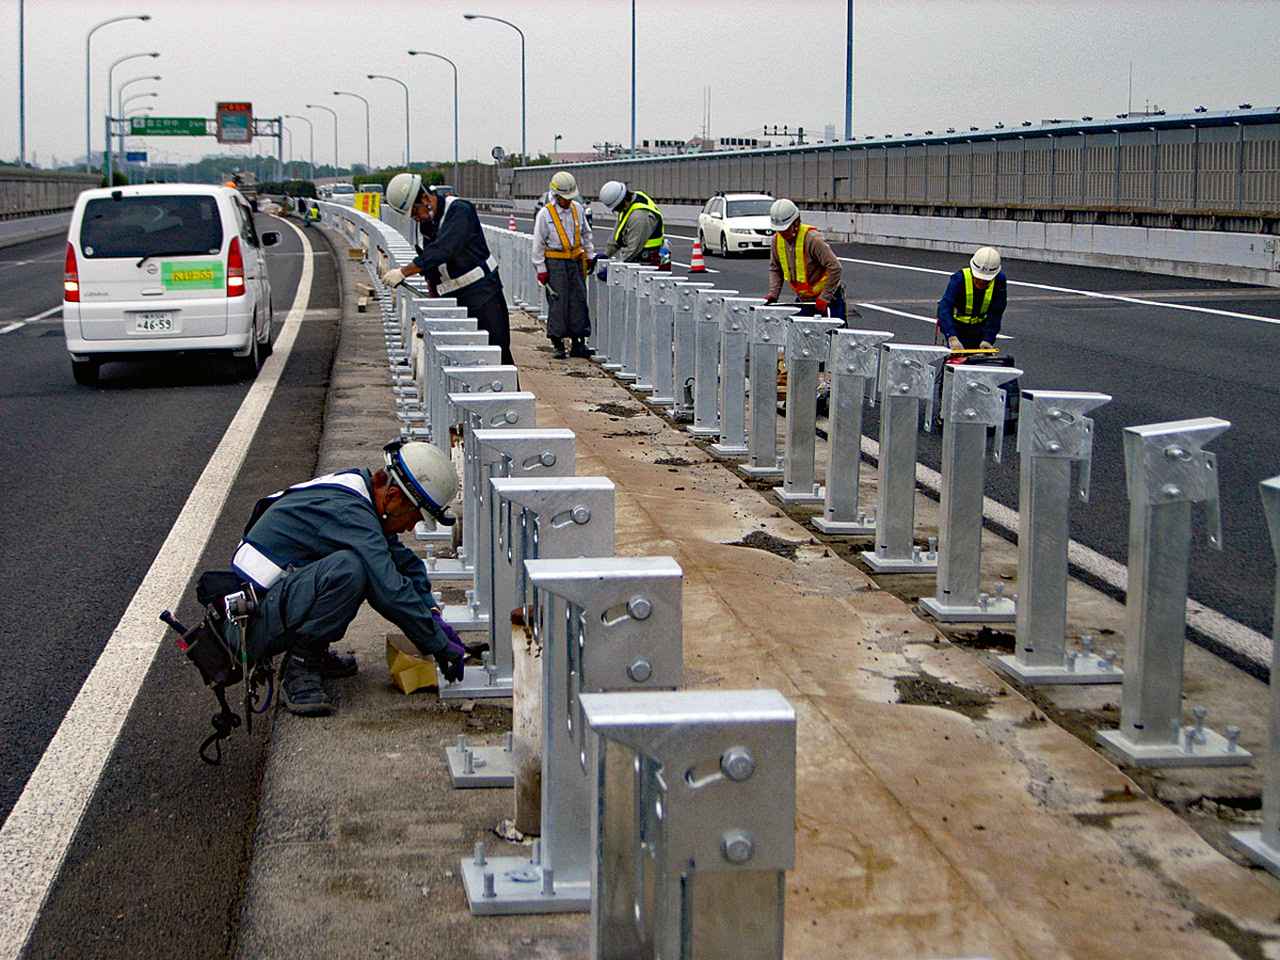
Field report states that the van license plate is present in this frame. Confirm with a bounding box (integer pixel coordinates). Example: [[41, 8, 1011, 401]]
[[133, 312, 176, 332]]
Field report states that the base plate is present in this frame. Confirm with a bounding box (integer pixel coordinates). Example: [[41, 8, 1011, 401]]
[[631, 381, 654, 393], [687, 425, 721, 438], [860, 549, 938, 574], [439, 663, 514, 700], [1231, 830, 1280, 879], [445, 744, 514, 788], [441, 603, 489, 632], [616, 372, 638, 382], [920, 596, 1016, 623], [708, 442, 749, 459], [602, 362, 623, 372], [649, 395, 675, 406], [812, 517, 876, 536], [773, 484, 825, 505], [1096, 727, 1253, 768], [422, 558, 474, 583], [460, 856, 590, 915], [414, 522, 452, 543], [740, 464, 783, 479], [994, 654, 1124, 685]]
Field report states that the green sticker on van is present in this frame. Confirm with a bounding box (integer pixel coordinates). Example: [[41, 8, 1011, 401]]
[[162, 260, 224, 289]]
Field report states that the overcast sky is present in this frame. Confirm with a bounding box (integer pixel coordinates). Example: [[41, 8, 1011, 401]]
[[4, 0, 1278, 169]]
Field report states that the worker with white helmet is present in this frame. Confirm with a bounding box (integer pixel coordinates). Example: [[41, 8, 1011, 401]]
[[599, 179, 666, 268], [764, 198, 846, 320], [231, 439, 466, 716], [533, 171, 596, 359], [380, 172, 513, 365], [937, 246, 1006, 350]]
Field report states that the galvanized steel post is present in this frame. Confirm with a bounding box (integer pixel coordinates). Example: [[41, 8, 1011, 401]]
[[813, 329, 893, 534], [919, 363, 1022, 622], [1097, 418, 1252, 767], [688, 288, 737, 438], [996, 390, 1118, 683], [860, 343, 950, 572], [647, 275, 679, 405], [709, 297, 764, 458], [742, 305, 801, 476], [775, 317, 842, 503], [671, 282, 714, 421], [632, 270, 660, 393]]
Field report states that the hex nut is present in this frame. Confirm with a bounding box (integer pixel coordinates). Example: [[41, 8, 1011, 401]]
[[720, 747, 756, 782], [721, 830, 754, 864]]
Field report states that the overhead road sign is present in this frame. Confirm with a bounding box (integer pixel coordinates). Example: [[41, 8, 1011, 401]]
[[130, 116, 208, 136], [124, 151, 148, 163], [216, 102, 253, 144]]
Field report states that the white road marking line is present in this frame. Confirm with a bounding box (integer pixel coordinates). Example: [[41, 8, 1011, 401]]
[[854, 301, 1013, 340], [840, 255, 1280, 327], [0, 216, 314, 959], [0, 306, 60, 335], [670, 261, 720, 274], [854, 432, 1272, 670]]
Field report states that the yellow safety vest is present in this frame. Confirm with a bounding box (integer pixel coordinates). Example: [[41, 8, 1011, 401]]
[[775, 223, 827, 299], [613, 191, 664, 251], [954, 268, 996, 324], [544, 201, 584, 260]]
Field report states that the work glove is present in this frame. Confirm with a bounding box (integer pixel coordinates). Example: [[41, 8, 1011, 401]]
[[596, 264, 608, 281], [431, 609, 467, 683], [537, 270, 550, 286], [381, 267, 406, 288], [979, 340, 994, 350], [947, 336, 963, 351], [815, 298, 830, 316]]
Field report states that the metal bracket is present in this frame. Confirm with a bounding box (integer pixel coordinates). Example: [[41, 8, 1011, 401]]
[[647, 276, 680, 405], [774, 317, 842, 503], [1098, 417, 1248, 767], [461, 557, 684, 916], [997, 390, 1116, 683], [671, 282, 715, 421], [618, 265, 658, 382], [632, 271, 663, 393], [429, 344, 501, 453], [861, 343, 950, 572], [710, 297, 765, 458], [688, 288, 738, 437], [581, 688, 796, 960], [814, 329, 894, 535]]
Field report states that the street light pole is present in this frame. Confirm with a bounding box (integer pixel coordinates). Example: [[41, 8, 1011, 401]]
[[117, 74, 160, 167], [105, 51, 159, 183], [334, 91, 371, 171], [368, 74, 410, 167], [408, 50, 460, 187], [18, 0, 24, 167], [463, 13, 525, 162], [844, 0, 853, 140], [306, 103, 340, 175], [85, 13, 150, 173], [631, 0, 636, 156], [285, 113, 316, 179]]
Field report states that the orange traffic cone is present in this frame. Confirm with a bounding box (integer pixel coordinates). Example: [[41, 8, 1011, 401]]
[[508, 213, 517, 231], [689, 238, 706, 273]]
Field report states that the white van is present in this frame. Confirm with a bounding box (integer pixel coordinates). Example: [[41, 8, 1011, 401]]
[[63, 184, 279, 385]]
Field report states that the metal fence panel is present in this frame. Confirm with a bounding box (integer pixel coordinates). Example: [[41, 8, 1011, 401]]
[[972, 142, 997, 203], [1197, 127, 1239, 208], [904, 145, 928, 202], [1157, 128, 1196, 209], [1054, 136, 1085, 203], [996, 140, 1021, 202], [1023, 139, 1054, 203], [1245, 123, 1280, 209], [1118, 130, 1156, 205], [1084, 133, 1118, 204]]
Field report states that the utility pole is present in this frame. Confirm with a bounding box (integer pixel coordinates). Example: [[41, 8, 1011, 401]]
[[630, 0, 637, 156], [844, 0, 853, 140], [1127, 61, 1133, 115], [18, 0, 25, 166]]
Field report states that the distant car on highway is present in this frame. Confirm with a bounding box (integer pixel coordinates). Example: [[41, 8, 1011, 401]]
[[63, 184, 279, 385], [697, 192, 774, 257], [330, 182, 356, 206], [357, 182, 383, 196]]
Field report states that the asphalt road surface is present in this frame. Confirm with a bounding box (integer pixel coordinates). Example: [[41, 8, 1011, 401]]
[[0, 214, 340, 959], [484, 210, 1280, 667]]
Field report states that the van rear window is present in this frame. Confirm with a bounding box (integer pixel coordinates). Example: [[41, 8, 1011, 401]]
[[80, 195, 223, 259]]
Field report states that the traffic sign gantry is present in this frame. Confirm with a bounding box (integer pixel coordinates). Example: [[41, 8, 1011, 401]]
[[130, 116, 209, 136]]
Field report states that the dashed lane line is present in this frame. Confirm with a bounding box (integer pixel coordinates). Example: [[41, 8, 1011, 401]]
[[0, 216, 314, 959], [0, 305, 61, 335]]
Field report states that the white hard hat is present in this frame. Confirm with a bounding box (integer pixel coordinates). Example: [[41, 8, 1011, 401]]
[[599, 180, 627, 211], [549, 170, 579, 200], [386, 172, 423, 216], [382, 439, 458, 525], [970, 246, 1002, 281], [769, 198, 800, 232]]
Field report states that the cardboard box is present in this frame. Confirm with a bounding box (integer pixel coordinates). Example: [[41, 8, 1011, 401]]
[[385, 635, 438, 695]]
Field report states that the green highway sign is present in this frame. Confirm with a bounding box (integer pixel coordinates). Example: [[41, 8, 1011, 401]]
[[130, 116, 209, 137]]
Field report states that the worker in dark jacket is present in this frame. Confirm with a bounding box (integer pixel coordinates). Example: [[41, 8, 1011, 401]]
[[381, 173, 514, 365], [233, 440, 466, 716], [937, 246, 1007, 350]]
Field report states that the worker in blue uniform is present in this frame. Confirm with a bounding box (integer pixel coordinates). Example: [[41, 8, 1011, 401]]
[[232, 440, 467, 716], [380, 173, 514, 365], [937, 246, 1007, 350]]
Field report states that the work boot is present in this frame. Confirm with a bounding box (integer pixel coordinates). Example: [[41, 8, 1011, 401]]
[[279, 653, 335, 717], [569, 338, 591, 358], [314, 647, 359, 678], [551, 338, 567, 359]]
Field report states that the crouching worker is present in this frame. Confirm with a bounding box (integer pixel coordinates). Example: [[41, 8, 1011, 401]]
[[232, 440, 467, 716]]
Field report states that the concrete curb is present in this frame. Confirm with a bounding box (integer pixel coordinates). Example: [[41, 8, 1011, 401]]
[[0, 212, 70, 250]]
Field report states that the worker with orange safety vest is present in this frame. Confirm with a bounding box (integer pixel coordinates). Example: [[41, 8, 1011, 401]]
[[763, 198, 845, 322], [533, 171, 596, 359]]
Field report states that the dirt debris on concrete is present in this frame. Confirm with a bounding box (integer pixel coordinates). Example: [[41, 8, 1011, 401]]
[[893, 672, 994, 718], [591, 401, 644, 418], [726, 530, 802, 561], [654, 456, 697, 467]]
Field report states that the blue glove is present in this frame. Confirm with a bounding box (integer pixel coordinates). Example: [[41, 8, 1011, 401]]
[[431, 609, 467, 683], [596, 263, 608, 281]]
